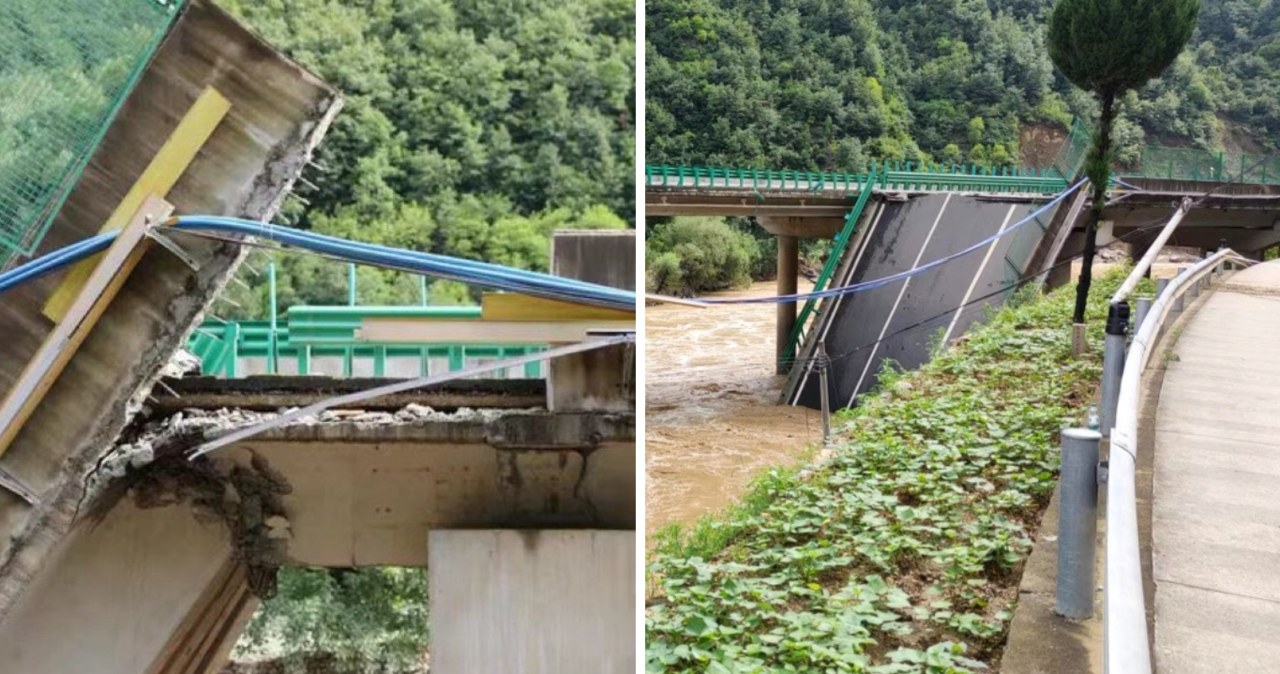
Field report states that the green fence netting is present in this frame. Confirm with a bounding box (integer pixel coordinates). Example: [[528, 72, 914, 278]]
[[1124, 144, 1280, 184], [0, 0, 182, 267]]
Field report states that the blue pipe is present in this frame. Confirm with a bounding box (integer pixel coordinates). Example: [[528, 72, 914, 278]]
[[0, 220, 636, 311]]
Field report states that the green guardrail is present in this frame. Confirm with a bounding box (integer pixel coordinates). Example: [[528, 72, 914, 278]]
[[647, 118, 1280, 193], [781, 170, 879, 369], [188, 315, 544, 379], [1117, 145, 1280, 184], [0, 0, 184, 268], [190, 261, 544, 378], [644, 163, 1067, 195]]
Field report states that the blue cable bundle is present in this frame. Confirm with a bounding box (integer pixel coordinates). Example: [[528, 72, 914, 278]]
[[0, 217, 637, 311]]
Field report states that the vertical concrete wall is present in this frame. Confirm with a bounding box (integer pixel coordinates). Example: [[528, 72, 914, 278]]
[[428, 530, 635, 673], [0, 501, 234, 673], [547, 231, 636, 412]]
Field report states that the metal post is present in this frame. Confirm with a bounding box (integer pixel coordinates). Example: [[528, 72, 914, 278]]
[[776, 235, 799, 374], [1056, 427, 1101, 619], [1188, 272, 1200, 300], [1100, 301, 1129, 435], [1173, 268, 1187, 312], [267, 260, 278, 375], [1134, 297, 1152, 336], [817, 342, 832, 443]]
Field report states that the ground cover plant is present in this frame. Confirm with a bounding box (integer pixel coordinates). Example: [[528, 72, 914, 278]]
[[647, 269, 1141, 672]]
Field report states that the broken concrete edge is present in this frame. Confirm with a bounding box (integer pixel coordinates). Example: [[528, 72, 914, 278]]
[[149, 376, 548, 413], [0, 82, 343, 628], [0, 402, 635, 618]]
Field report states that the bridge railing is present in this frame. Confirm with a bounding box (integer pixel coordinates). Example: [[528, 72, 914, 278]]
[[644, 163, 1068, 195], [189, 312, 546, 379], [1118, 144, 1280, 184], [1103, 248, 1253, 673]]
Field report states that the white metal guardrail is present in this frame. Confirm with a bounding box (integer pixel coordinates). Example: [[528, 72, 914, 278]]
[[1103, 248, 1255, 673]]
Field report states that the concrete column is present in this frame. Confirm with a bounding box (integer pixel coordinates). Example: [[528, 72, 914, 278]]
[[429, 530, 635, 673], [547, 231, 635, 412], [776, 235, 799, 374]]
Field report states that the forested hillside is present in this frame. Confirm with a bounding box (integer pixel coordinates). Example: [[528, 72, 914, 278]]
[[216, 0, 634, 314], [647, 0, 1280, 170]]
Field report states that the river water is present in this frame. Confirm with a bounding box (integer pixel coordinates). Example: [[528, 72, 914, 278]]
[[645, 280, 821, 535]]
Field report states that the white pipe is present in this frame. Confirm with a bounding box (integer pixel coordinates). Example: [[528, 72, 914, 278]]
[[189, 334, 636, 458], [1111, 197, 1193, 305], [1104, 249, 1253, 673]]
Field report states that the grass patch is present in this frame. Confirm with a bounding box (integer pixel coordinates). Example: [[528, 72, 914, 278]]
[[646, 268, 1145, 673]]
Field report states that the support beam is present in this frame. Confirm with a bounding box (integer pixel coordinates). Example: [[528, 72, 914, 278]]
[[0, 197, 173, 461], [481, 293, 635, 322], [776, 235, 799, 374], [357, 319, 634, 344], [43, 87, 230, 321], [146, 562, 258, 674]]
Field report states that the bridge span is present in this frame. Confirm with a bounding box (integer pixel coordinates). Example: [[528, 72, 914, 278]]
[[645, 163, 1280, 412]]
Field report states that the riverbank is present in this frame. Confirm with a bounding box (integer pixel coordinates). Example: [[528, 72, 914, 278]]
[[645, 280, 819, 536]]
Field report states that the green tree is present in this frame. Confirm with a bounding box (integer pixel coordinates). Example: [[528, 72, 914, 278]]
[[1048, 0, 1200, 323], [645, 218, 761, 296]]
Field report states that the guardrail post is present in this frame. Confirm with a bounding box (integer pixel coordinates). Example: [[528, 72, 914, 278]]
[[1100, 301, 1129, 435], [1173, 268, 1188, 312], [1056, 427, 1101, 619], [1188, 271, 1201, 300], [1134, 297, 1152, 336]]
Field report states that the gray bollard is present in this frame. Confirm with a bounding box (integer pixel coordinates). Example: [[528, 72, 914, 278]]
[[1056, 427, 1101, 619], [1100, 302, 1128, 435], [1173, 268, 1188, 312], [1189, 275, 1200, 300], [1155, 277, 1170, 299], [1134, 297, 1152, 336]]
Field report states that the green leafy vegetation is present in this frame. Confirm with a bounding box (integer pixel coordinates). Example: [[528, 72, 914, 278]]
[[647, 0, 1280, 171], [233, 567, 428, 674], [647, 269, 1145, 672], [213, 0, 634, 315], [646, 218, 763, 296]]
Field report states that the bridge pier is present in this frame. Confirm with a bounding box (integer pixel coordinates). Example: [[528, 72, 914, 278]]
[[757, 217, 843, 374], [776, 235, 799, 374]]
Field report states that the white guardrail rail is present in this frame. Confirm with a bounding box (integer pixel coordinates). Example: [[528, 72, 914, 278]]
[[1103, 247, 1255, 673]]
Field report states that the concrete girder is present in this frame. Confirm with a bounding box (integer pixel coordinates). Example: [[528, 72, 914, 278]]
[[0, 0, 340, 624]]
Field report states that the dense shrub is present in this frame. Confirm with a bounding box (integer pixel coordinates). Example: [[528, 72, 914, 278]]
[[646, 218, 762, 296]]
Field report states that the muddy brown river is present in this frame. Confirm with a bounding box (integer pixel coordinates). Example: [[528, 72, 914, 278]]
[[645, 281, 821, 536]]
